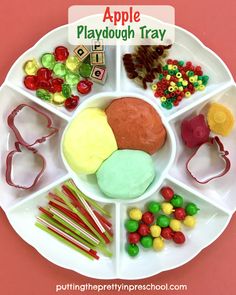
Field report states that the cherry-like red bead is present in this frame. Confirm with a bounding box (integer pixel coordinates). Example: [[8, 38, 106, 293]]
[[37, 80, 51, 90], [173, 231, 186, 244], [37, 68, 52, 81], [174, 208, 186, 220], [24, 75, 38, 90], [50, 78, 64, 93], [77, 80, 93, 94], [161, 227, 174, 240], [64, 95, 79, 111], [160, 186, 174, 201], [142, 212, 154, 225], [138, 224, 150, 236], [128, 232, 141, 244], [54, 46, 69, 62]]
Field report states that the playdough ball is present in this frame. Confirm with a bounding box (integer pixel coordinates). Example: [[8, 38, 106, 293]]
[[153, 237, 165, 251], [160, 186, 174, 201], [105, 97, 167, 155], [161, 202, 173, 215], [150, 225, 161, 237], [207, 103, 234, 136], [170, 194, 184, 208], [183, 216, 196, 228], [185, 203, 199, 216], [125, 220, 139, 232], [169, 219, 181, 231], [140, 236, 153, 248], [129, 208, 142, 221], [128, 232, 141, 244], [96, 149, 155, 199], [173, 232, 186, 244], [148, 201, 161, 214], [156, 215, 170, 228], [63, 108, 117, 175], [127, 244, 139, 257]]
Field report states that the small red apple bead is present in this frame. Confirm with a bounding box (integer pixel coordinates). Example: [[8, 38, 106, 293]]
[[77, 80, 93, 94], [142, 212, 154, 225], [160, 186, 174, 201], [37, 68, 52, 81], [138, 223, 150, 236], [24, 75, 38, 90], [128, 232, 141, 244], [174, 208, 186, 220], [173, 231, 186, 244], [64, 95, 79, 111], [54, 46, 69, 62], [161, 227, 174, 240]]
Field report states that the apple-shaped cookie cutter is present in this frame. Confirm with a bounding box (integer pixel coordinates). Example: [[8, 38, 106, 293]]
[[5, 142, 46, 190], [7, 104, 58, 147], [186, 136, 231, 184]]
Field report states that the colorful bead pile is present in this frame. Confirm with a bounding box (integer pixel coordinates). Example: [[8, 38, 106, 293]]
[[125, 186, 200, 257], [23, 45, 99, 111], [152, 60, 209, 110]]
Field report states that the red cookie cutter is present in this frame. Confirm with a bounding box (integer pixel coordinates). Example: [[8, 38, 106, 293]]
[[186, 136, 231, 184], [7, 104, 58, 147], [5, 142, 46, 190]]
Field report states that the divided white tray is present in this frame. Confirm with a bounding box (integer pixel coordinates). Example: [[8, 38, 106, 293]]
[[0, 23, 235, 280]]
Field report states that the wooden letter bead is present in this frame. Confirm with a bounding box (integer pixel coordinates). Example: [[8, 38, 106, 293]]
[[90, 66, 107, 84], [90, 51, 105, 65], [73, 45, 90, 62]]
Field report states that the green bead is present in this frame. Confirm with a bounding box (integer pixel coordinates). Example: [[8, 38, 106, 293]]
[[166, 102, 173, 110], [170, 194, 184, 208], [148, 201, 161, 214], [178, 60, 184, 66], [193, 82, 199, 87], [168, 70, 175, 75], [127, 244, 139, 257], [65, 72, 80, 86], [125, 220, 139, 232], [198, 76, 203, 80], [41, 53, 56, 70], [36, 89, 52, 101], [177, 82, 182, 86], [159, 73, 164, 80], [62, 84, 72, 98], [140, 236, 153, 248], [202, 75, 209, 84], [188, 71, 194, 77], [53, 63, 67, 77], [185, 203, 199, 216], [79, 63, 92, 78], [156, 215, 170, 228], [163, 65, 168, 70], [164, 90, 169, 95]]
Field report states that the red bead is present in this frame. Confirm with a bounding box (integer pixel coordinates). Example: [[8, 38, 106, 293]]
[[77, 80, 93, 94], [50, 78, 63, 93], [64, 95, 79, 111], [138, 224, 150, 236], [54, 46, 69, 62], [37, 80, 51, 90], [160, 186, 174, 201], [163, 70, 168, 76], [167, 59, 173, 64], [128, 232, 141, 244], [161, 227, 174, 240], [172, 60, 178, 65], [24, 75, 38, 90], [173, 100, 179, 107], [37, 68, 52, 81], [177, 96, 183, 101], [174, 208, 186, 220], [173, 232, 186, 244], [186, 61, 192, 67], [142, 212, 154, 225]]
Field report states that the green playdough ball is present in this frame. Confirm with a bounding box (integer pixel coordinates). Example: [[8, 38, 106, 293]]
[[148, 201, 161, 214], [125, 220, 139, 233], [79, 63, 92, 78], [53, 63, 67, 77], [156, 215, 170, 228], [140, 236, 153, 248], [127, 244, 139, 257], [62, 83, 72, 98], [170, 194, 184, 208], [36, 89, 52, 101], [65, 72, 80, 86], [185, 203, 199, 216], [41, 53, 56, 70], [96, 150, 155, 199]]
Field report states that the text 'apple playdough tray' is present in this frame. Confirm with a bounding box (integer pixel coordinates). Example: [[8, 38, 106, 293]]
[[0, 21, 235, 280]]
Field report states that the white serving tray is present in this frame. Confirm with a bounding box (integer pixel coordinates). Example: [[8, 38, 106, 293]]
[[0, 22, 235, 280]]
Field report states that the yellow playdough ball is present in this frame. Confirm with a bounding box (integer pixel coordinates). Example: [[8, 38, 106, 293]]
[[207, 103, 234, 136], [153, 237, 165, 251], [150, 225, 161, 237], [23, 59, 39, 75], [129, 208, 142, 221], [183, 216, 196, 228], [161, 202, 173, 215], [169, 219, 181, 231]]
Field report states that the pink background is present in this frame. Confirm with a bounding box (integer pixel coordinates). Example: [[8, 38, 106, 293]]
[[0, 0, 236, 294]]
